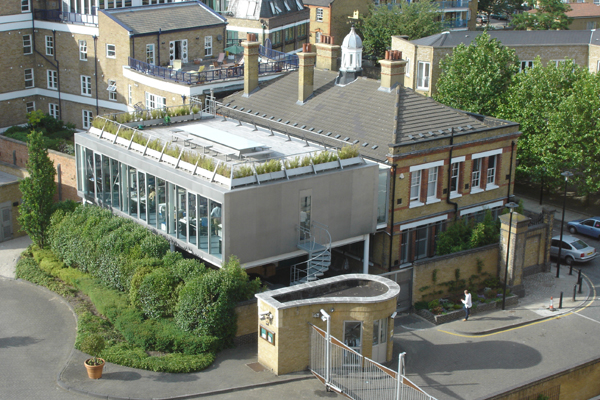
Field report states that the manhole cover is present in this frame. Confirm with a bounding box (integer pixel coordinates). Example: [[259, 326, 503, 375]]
[[246, 362, 266, 372]]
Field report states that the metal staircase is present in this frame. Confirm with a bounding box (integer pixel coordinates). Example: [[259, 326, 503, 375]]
[[290, 222, 332, 286]]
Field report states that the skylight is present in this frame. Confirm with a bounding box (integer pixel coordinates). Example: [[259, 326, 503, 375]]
[[284, 0, 291, 11], [296, 0, 303, 10]]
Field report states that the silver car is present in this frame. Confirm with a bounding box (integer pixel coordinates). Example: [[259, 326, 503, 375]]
[[550, 235, 596, 265]]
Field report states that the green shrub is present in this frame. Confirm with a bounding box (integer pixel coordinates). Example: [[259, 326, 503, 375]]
[[170, 259, 207, 282], [216, 163, 231, 177], [233, 165, 254, 178], [436, 218, 473, 256], [428, 299, 439, 310], [254, 159, 282, 174], [129, 266, 154, 308], [311, 151, 338, 165], [414, 301, 429, 311], [80, 334, 105, 364], [338, 145, 359, 159], [137, 268, 179, 319]]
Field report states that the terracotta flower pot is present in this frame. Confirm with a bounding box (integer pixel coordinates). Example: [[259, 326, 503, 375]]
[[84, 358, 105, 379]]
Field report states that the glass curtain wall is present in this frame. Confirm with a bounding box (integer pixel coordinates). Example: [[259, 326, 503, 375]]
[[138, 171, 146, 222], [198, 196, 209, 252], [157, 178, 167, 231], [110, 159, 120, 210], [102, 156, 111, 205]]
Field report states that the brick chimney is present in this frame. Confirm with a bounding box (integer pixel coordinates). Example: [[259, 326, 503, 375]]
[[379, 50, 406, 92], [315, 35, 341, 71], [243, 33, 259, 97], [297, 43, 316, 105]]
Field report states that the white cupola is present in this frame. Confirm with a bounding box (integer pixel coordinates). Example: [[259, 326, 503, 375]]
[[336, 25, 363, 86]]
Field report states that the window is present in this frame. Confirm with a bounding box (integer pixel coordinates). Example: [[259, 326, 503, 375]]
[[486, 155, 497, 186], [520, 60, 534, 72], [316, 8, 323, 22], [298, 23, 307, 38], [82, 110, 93, 129], [405, 57, 410, 77], [146, 44, 155, 65], [106, 44, 116, 58], [588, 21, 597, 30], [49, 103, 59, 119], [81, 75, 92, 96], [47, 70, 58, 90], [23, 35, 32, 55], [550, 59, 566, 67], [79, 40, 88, 61], [128, 84, 133, 105], [285, 27, 294, 43], [24, 69, 34, 88], [107, 80, 117, 101], [598, 60, 600, 73], [45, 35, 54, 56], [21, 0, 30, 12], [450, 162, 461, 198], [417, 61, 430, 90], [410, 170, 421, 202], [315, 31, 321, 43], [145, 92, 166, 110], [204, 36, 212, 57], [471, 158, 481, 190], [427, 167, 438, 200], [26, 101, 35, 113], [272, 31, 282, 45]]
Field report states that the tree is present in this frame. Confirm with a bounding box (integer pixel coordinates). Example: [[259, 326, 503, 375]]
[[434, 32, 519, 116], [18, 130, 56, 248], [478, 0, 523, 22], [495, 58, 600, 194], [357, 2, 443, 58], [511, 0, 572, 30]]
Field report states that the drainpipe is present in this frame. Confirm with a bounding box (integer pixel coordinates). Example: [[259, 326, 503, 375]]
[[446, 128, 458, 220], [157, 28, 161, 66], [507, 140, 515, 202], [94, 35, 99, 115], [53, 30, 62, 120], [387, 164, 397, 272]]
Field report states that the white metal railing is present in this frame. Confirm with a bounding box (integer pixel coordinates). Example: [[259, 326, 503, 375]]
[[310, 325, 437, 400]]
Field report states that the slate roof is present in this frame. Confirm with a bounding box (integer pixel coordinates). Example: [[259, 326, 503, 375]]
[[410, 30, 599, 48], [220, 70, 492, 162], [102, 1, 226, 35], [302, 0, 335, 7], [228, 0, 306, 20]]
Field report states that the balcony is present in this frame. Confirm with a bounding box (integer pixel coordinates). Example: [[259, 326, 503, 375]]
[[442, 19, 469, 29], [437, 0, 470, 9], [34, 8, 98, 26]]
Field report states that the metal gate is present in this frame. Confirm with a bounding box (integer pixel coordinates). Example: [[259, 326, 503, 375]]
[[309, 322, 436, 400], [380, 268, 413, 312]]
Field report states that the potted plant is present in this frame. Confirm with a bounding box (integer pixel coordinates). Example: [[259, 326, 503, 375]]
[[80, 334, 106, 379]]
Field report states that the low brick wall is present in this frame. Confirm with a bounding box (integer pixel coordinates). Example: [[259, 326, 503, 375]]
[[235, 298, 258, 337], [417, 295, 519, 325]]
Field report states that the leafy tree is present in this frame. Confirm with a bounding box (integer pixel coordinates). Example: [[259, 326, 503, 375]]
[[18, 130, 56, 248], [434, 32, 519, 115], [357, 2, 443, 58], [495, 58, 598, 193], [436, 218, 473, 256], [478, 0, 523, 22], [470, 210, 500, 248], [511, 0, 572, 30]]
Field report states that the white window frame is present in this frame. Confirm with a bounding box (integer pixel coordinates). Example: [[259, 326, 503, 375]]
[[23, 34, 32, 55], [520, 60, 534, 72], [450, 159, 463, 199], [410, 170, 423, 207], [107, 80, 117, 101], [597, 60, 600, 73], [145, 92, 166, 110], [26, 101, 35, 114], [24, 68, 34, 88], [81, 75, 92, 96], [82, 110, 93, 129], [146, 44, 155, 65], [79, 40, 88, 61], [426, 167, 438, 203], [315, 31, 321, 43], [417, 61, 430, 90], [106, 44, 116, 58], [486, 155, 498, 189], [316, 8, 323, 22], [21, 0, 30, 12], [204, 36, 213, 57], [128, 84, 133, 105], [471, 158, 481, 192], [49, 103, 59, 119], [47, 70, 58, 90], [405, 57, 410, 77], [45, 35, 54, 56]]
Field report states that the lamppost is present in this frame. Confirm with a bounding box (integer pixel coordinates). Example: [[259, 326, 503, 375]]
[[502, 202, 519, 311], [539, 167, 546, 205], [556, 171, 573, 278]]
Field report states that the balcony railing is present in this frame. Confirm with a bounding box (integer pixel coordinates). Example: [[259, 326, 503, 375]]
[[259, 45, 299, 68], [226, 38, 244, 47], [128, 57, 292, 85], [442, 19, 468, 28], [438, 0, 470, 8], [34, 7, 98, 26]]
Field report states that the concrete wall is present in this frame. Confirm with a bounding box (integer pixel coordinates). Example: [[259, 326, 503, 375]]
[[412, 245, 499, 303]]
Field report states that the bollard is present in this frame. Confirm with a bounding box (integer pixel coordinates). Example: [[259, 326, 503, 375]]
[[569, 264, 573, 275], [559, 292, 563, 309], [573, 285, 577, 302], [578, 270, 583, 294]]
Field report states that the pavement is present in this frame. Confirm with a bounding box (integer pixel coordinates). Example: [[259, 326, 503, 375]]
[[0, 194, 596, 399]]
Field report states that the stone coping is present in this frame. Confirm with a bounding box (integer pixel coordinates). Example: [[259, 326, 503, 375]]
[[255, 274, 400, 310]]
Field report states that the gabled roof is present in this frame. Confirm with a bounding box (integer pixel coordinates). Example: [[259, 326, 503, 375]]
[[302, 0, 334, 7], [102, 1, 226, 36], [409, 30, 599, 48], [227, 0, 305, 20], [221, 70, 491, 162], [566, 3, 600, 18]]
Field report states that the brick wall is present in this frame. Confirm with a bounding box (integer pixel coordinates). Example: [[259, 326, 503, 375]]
[[235, 298, 258, 337], [0, 135, 78, 202]]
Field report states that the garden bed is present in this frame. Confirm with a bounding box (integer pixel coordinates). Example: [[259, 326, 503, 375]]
[[417, 295, 519, 325]]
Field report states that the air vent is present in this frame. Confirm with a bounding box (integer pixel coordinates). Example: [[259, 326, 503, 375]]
[[466, 125, 473, 129], [309, 127, 315, 131], [429, 131, 436, 136], [285, 120, 290, 124], [225, 103, 230, 106], [371, 145, 378, 150], [301, 125, 306, 129], [254, 112, 259, 115], [232, 105, 237, 109], [247, 109, 252, 113], [239, 107, 244, 111], [317, 129, 323, 134], [361, 142, 368, 147], [262, 114, 267, 117], [408, 134, 415, 140], [353, 140, 359, 144], [326, 132, 332, 136], [277, 118, 282, 122], [335, 134, 341, 138], [293, 123, 298, 127], [418, 133, 425, 138], [269, 116, 275, 120]]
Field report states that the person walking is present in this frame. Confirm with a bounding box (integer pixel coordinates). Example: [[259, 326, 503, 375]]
[[461, 289, 472, 321]]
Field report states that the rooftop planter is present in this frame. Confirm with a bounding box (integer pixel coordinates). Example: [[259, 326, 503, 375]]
[[255, 159, 284, 182]]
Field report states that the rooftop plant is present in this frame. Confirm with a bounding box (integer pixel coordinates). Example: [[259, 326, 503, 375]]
[[311, 151, 338, 165], [255, 159, 282, 175], [233, 165, 254, 179], [338, 145, 360, 160], [284, 155, 312, 169], [216, 163, 231, 178]]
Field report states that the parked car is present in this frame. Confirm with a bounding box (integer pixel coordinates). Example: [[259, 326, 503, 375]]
[[491, 12, 509, 20], [568, 216, 600, 240], [550, 235, 596, 265], [477, 14, 489, 23]]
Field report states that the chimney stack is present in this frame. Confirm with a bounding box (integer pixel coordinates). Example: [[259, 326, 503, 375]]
[[315, 35, 341, 71], [243, 33, 259, 97], [379, 50, 406, 92], [297, 43, 316, 105]]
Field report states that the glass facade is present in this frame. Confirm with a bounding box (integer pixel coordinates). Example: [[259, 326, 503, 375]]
[[76, 145, 222, 259]]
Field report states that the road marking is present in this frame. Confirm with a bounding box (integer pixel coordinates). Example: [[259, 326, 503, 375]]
[[438, 272, 597, 339], [572, 312, 600, 325]]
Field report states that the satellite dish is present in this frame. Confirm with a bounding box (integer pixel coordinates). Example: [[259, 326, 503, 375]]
[[217, 34, 223, 41]]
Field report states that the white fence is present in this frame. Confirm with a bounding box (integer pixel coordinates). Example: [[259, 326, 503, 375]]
[[310, 324, 436, 400]]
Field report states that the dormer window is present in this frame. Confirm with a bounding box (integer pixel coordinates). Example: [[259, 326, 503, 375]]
[[296, 0, 304, 10]]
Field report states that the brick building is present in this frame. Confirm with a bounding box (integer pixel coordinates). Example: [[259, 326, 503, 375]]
[[392, 30, 600, 97]]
